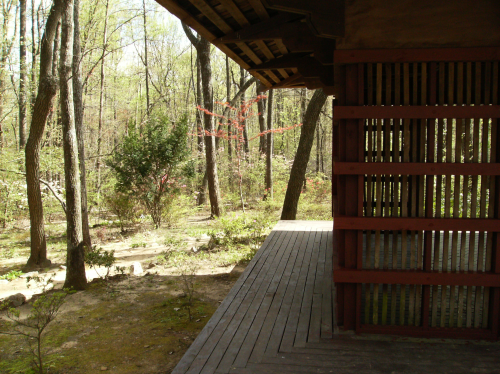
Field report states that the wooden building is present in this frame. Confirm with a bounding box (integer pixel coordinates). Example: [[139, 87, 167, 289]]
[[156, 0, 500, 341]]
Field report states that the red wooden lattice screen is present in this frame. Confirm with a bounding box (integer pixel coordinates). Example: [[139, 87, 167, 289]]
[[332, 48, 500, 340]]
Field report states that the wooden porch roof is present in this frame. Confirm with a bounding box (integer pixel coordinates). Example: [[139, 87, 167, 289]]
[[155, 0, 340, 92]]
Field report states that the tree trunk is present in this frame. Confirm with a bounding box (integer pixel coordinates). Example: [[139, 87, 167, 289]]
[[142, 0, 150, 116], [199, 38, 222, 217], [60, 0, 86, 290], [30, 0, 37, 115], [257, 82, 267, 153], [316, 121, 321, 174], [240, 67, 249, 154], [52, 21, 61, 76], [0, 0, 15, 152], [73, 0, 91, 250], [19, 0, 27, 149], [196, 53, 204, 164], [25, 0, 64, 269], [225, 55, 232, 159], [95, 0, 109, 207], [281, 89, 327, 220], [265, 88, 274, 199]]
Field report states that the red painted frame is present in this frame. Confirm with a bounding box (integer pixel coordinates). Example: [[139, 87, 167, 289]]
[[332, 50, 500, 340]]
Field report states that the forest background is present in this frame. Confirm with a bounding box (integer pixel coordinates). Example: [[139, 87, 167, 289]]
[[0, 0, 333, 237]]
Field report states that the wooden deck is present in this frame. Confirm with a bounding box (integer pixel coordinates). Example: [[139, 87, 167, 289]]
[[172, 221, 500, 374]]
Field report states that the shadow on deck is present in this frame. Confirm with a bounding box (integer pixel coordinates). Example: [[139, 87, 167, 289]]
[[172, 220, 500, 374]]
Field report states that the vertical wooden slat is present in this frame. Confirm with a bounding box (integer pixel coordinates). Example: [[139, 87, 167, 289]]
[[422, 62, 437, 330], [364, 63, 374, 324], [391, 63, 401, 326], [372, 63, 383, 325], [382, 63, 392, 325], [463, 62, 474, 328], [475, 62, 491, 328], [400, 63, 410, 326], [416, 62, 427, 326], [431, 62, 445, 327], [456, 62, 467, 328], [467, 62, 481, 327]]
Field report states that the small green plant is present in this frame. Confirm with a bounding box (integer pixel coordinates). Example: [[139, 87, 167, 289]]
[[84, 245, 116, 280], [0, 289, 71, 374], [131, 242, 147, 249], [171, 255, 199, 321], [0, 269, 23, 281]]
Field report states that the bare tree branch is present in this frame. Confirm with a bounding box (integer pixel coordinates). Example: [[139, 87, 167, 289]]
[[181, 22, 200, 50], [0, 168, 66, 212]]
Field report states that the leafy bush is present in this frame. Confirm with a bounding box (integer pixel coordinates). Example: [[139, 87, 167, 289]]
[[84, 246, 116, 280], [107, 115, 189, 228], [104, 191, 138, 232]]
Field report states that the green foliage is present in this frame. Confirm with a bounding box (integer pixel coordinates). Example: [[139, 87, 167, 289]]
[[0, 270, 23, 281], [0, 289, 71, 374], [107, 115, 189, 229], [208, 213, 275, 249], [104, 191, 138, 232], [84, 246, 116, 280]]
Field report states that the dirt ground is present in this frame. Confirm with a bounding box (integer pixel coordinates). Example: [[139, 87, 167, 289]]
[[0, 214, 252, 374]]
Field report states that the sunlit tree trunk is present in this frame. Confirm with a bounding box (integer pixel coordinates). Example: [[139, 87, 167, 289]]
[[60, 0, 86, 290], [73, 0, 91, 250], [95, 0, 109, 207], [19, 0, 27, 149], [182, 23, 222, 217], [142, 0, 150, 116], [256, 82, 267, 153], [240, 67, 249, 154], [265, 88, 274, 200], [281, 89, 327, 220], [25, 0, 64, 268]]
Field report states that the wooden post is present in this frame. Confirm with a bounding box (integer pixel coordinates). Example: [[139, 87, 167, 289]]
[[342, 63, 359, 331]]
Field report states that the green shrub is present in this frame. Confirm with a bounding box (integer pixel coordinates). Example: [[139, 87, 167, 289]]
[[107, 115, 189, 229], [84, 246, 116, 280]]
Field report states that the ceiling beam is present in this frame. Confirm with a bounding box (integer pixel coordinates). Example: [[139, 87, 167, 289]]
[[246, 0, 289, 54], [248, 53, 310, 71], [215, 14, 304, 43], [218, 0, 288, 79], [262, 0, 345, 38]]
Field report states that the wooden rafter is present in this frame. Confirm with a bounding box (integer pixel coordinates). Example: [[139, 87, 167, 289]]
[[263, 0, 345, 38], [218, 0, 289, 79], [215, 13, 303, 43]]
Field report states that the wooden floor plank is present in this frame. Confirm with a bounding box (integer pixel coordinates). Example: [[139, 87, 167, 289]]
[[213, 230, 301, 373], [244, 228, 305, 363], [321, 230, 334, 339], [294, 230, 323, 347], [198, 230, 296, 373], [280, 230, 318, 352], [172, 230, 280, 374], [263, 228, 312, 357], [188, 229, 294, 374], [231, 228, 301, 368]]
